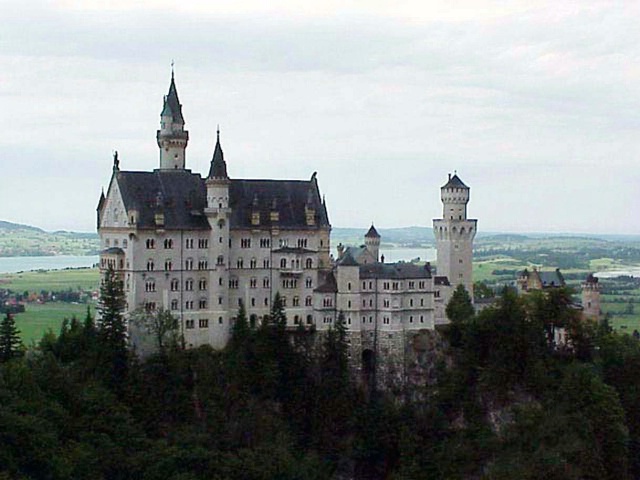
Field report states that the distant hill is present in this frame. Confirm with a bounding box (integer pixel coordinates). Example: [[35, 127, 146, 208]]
[[0, 221, 99, 257], [332, 226, 434, 247], [2, 220, 638, 258], [0, 220, 44, 233]]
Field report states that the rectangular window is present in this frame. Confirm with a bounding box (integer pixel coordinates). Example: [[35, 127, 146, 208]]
[[199, 319, 209, 328]]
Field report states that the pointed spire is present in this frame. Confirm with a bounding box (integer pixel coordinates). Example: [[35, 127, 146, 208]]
[[365, 223, 380, 238], [208, 127, 228, 179], [161, 65, 185, 124]]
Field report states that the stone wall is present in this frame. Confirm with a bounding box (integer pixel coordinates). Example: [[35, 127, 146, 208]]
[[345, 327, 447, 397]]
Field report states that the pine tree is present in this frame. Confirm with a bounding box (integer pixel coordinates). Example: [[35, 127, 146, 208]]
[[270, 292, 287, 330], [231, 300, 250, 347], [445, 284, 475, 348], [97, 265, 128, 386], [0, 312, 23, 362], [446, 284, 475, 323]]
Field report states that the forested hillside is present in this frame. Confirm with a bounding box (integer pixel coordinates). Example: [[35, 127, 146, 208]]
[[1, 278, 640, 479]]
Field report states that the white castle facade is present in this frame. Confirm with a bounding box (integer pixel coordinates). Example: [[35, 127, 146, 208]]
[[97, 74, 477, 362]]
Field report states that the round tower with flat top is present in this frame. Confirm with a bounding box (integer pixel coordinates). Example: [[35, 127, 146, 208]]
[[433, 173, 477, 300], [582, 273, 602, 321], [157, 70, 189, 170]]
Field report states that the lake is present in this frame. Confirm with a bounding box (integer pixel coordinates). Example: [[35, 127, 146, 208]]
[[0, 255, 99, 274], [0, 248, 435, 275], [595, 268, 640, 279]]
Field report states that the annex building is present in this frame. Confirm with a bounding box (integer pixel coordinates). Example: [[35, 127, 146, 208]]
[[97, 73, 478, 377]]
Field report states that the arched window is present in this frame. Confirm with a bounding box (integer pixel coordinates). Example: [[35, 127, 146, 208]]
[[280, 258, 287, 269], [305, 258, 313, 269]]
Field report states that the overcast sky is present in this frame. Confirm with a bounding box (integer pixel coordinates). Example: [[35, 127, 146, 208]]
[[1, 0, 638, 234]]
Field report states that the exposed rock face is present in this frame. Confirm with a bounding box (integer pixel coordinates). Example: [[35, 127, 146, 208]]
[[405, 329, 448, 395], [343, 328, 448, 398]]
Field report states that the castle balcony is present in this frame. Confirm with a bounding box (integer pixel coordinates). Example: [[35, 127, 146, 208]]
[[279, 268, 303, 277]]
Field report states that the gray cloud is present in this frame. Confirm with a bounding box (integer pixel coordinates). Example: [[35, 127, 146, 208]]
[[1, 1, 639, 233]]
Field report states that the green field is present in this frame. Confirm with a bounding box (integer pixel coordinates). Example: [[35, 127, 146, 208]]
[[13, 302, 94, 345], [0, 267, 100, 293]]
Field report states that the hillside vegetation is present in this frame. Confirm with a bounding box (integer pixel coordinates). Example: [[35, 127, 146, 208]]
[[0, 221, 98, 257], [1, 286, 640, 478]]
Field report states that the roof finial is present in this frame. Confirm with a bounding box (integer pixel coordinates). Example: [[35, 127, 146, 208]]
[[217, 124, 220, 142], [171, 59, 175, 79], [113, 150, 119, 171]]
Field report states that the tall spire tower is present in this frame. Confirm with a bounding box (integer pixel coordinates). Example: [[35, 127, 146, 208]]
[[433, 173, 477, 300], [157, 67, 189, 170]]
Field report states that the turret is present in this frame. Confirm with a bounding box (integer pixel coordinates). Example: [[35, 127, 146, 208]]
[[433, 172, 477, 303], [156, 70, 189, 170], [206, 128, 230, 211], [364, 224, 381, 262], [441, 173, 470, 220], [205, 128, 231, 344], [582, 273, 602, 321]]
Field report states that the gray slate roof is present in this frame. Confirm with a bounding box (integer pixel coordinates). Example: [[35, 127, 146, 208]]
[[315, 271, 337, 293], [365, 224, 380, 238], [442, 174, 468, 189], [538, 270, 565, 287], [336, 251, 359, 266], [113, 170, 330, 231], [208, 131, 227, 179], [161, 75, 185, 124], [518, 268, 566, 288], [359, 262, 432, 280], [229, 179, 329, 230], [116, 170, 210, 230]]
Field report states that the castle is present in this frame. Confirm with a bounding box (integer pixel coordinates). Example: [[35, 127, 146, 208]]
[[97, 73, 477, 380]]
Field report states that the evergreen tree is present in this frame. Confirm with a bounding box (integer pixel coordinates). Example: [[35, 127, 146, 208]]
[[445, 284, 475, 347], [231, 300, 250, 347], [0, 312, 23, 362], [270, 292, 287, 330], [97, 265, 128, 387], [446, 284, 475, 323]]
